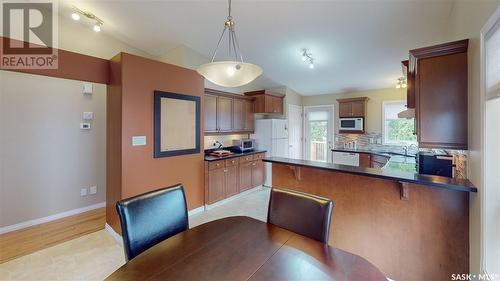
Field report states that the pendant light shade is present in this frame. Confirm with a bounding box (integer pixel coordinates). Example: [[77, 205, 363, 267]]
[[196, 0, 262, 87], [197, 61, 262, 88]]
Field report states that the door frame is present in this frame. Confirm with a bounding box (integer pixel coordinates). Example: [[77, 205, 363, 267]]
[[303, 105, 335, 162], [288, 104, 303, 159], [480, 5, 500, 274]]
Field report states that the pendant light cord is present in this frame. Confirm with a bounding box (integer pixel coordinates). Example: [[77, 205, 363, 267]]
[[210, 0, 244, 63]]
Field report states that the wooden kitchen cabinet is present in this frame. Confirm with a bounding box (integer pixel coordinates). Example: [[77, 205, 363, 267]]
[[409, 39, 468, 149], [359, 153, 372, 168], [204, 89, 255, 135], [204, 94, 217, 132], [205, 153, 265, 205], [337, 97, 368, 118], [232, 98, 245, 131], [207, 167, 225, 204], [239, 161, 253, 192], [244, 100, 254, 131], [224, 165, 239, 198], [251, 160, 264, 187], [217, 96, 232, 132], [245, 90, 284, 115]]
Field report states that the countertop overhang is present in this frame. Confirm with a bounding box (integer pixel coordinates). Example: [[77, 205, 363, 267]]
[[263, 157, 477, 193]]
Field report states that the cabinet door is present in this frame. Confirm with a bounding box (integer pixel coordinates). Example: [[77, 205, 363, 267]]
[[232, 99, 245, 131], [359, 153, 371, 168], [339, 102, 351, 117], [272, 96, 283, 114], [264, 95, 274, 113], [217, 96, 233, 131], [224, 165, 239, 198], [208, 168, 225, 204], [351, 101, 365, 117], [244, 100, 254, 132], [417, 53, 467, 149], [239, 161, 253, 192], [251, 160, 264, 187], [204, 94, 217, 132]]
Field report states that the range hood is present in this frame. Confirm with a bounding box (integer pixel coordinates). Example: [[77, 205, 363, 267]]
[[398, 108, 415, 119]]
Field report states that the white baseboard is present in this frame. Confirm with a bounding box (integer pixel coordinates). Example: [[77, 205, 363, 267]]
[[105, 223, 123, 245], [0, 202, 106, 235], [204, 186, 263, 210], [188, 206, 205, 216]]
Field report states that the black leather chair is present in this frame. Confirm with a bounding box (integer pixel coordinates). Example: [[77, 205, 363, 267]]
[[116, 184, 189, 261], [267, 188, 333, 243]]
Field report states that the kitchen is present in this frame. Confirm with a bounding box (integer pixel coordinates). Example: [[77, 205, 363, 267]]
[[202, 39, 476, 281]]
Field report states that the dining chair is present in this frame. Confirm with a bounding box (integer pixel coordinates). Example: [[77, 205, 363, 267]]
[[267, 187, 333, 243], [116, 184, 189, 261]]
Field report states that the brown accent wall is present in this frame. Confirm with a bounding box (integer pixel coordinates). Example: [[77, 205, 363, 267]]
[[0, 37, 109, 84], [106, 53, 205, 233]]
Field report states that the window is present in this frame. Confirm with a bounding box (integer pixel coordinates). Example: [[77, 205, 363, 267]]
[[382, 101, 417, 145]]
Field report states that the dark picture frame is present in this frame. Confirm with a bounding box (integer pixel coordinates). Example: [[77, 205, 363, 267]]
[[153, 91, 200, 158]]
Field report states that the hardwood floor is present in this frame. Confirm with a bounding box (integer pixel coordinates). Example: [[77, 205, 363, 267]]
[[0, 208, 105, 264]]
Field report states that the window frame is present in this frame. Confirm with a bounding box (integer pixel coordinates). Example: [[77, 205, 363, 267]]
[[381, 100, 417, 146]]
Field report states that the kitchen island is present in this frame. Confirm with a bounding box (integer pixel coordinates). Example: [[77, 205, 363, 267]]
[[263, 157, 476, 281]]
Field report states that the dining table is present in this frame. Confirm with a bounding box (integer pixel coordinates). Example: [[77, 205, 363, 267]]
[[106, 216, 386, 281]]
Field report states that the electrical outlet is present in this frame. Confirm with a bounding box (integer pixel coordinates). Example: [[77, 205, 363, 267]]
[[89, 185, 97, 195], [83, 112, 94, 120], [80, 188, 88, 196]]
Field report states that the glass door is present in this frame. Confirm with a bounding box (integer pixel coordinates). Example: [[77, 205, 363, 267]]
[[304, 106, 334, 162]]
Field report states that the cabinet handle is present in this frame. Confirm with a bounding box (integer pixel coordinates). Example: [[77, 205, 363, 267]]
[[224, 169, 228, 173], [252, 163, 256, 166]]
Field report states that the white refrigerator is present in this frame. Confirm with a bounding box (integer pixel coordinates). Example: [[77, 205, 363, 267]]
[[251, 119, 289, 187]]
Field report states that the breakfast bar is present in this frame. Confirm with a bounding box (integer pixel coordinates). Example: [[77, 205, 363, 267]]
[[263, 157, 476, 281]]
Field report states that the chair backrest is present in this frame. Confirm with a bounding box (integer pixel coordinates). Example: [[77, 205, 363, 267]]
[[267, 188, 333, 243], [116, 184, 189, 261]]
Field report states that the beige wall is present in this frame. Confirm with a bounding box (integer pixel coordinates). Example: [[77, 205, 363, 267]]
[[0, 14, 154, 228], [0, 72, 106, 227], [445, 0, 499, 274], [302, 88, 406, 134]]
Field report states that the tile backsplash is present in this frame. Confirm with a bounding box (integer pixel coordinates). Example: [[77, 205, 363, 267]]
[[335, 133, 468, 179], [204, 134, 249, 149]]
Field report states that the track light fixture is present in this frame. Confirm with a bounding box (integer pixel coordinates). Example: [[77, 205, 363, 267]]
[[301, 49, 315, 69], [71, 6, 104, 33]]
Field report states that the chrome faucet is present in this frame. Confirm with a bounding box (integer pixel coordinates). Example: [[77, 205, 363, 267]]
[[403, 144, 419, 156], [214, 141, 224, 149]]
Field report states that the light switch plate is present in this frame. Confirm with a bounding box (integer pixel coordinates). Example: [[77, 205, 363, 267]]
[[89, 185, 97, 195], [83, 82, 93, 95], [132, 136, 146, 146], [80, 188, 88, 196], [83, 112, 94, 120], [80, 123, 91, 130]]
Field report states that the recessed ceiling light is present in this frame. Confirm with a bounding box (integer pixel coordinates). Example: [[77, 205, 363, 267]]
[[71, 12, 80, 21]]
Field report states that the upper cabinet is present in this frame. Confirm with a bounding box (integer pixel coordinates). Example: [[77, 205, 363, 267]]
[[409, 39, 469, 150], [204, 89, 255, 135], [244, 90, 284, 115], [337, 97, 368, 118]]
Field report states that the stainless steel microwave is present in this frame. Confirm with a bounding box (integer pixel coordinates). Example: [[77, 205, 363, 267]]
[[339, 118, 364, 131], [232, 139, 255, 152]]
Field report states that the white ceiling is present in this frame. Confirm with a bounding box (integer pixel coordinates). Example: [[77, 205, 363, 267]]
[[60, 0, 454, 96]]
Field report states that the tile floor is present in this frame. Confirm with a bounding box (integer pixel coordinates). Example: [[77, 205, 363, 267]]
[[0, 187, 270, 281]]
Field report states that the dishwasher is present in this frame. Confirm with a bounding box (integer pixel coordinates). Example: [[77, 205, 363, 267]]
[[333, 152, 360, 166]]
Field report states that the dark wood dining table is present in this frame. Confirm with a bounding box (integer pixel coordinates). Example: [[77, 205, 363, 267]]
[[106, 216, 386, 281]]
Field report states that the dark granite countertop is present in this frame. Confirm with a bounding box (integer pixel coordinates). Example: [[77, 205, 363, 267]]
[[263, 157, 477, 193], [204, 150, 267, 162]]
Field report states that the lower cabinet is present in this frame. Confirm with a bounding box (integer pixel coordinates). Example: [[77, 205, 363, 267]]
[[239, 161, 253, 192], [251, 160, 264, 187], [205, 153, 265, 205]]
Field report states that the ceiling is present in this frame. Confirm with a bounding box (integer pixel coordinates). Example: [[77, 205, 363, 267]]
[[59, 0, 454, 96]]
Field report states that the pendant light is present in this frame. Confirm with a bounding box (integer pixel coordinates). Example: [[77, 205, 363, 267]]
[[197, 0, 262, 87]]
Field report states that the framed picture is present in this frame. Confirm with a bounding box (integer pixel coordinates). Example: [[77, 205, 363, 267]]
[[154, 91, 200, 158]]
